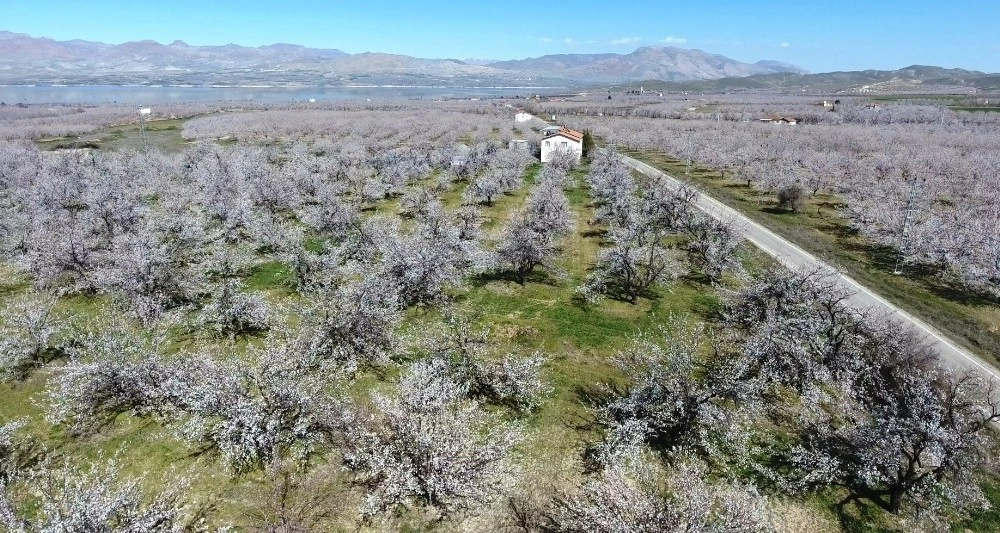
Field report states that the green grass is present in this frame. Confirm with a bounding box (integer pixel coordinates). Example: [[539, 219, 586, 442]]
[[870, 94, 965, 102], [864, 94, 1000, 113], [0, 265, 31, 299], [951, 106, 1000, 113], [245, 260, 295, 293], [954, 479, 1000, 532], [35, 118, 192, 153], [622, 148, 1000, 367]]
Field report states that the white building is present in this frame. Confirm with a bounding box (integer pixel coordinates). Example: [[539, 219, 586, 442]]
[[508, 139, 530, 152], [540, 127, 583, 163], [759, 114, 799, 125], [515, 112, 534, 123]]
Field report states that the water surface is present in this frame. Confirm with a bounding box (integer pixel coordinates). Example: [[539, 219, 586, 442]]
[[0, 85, 558, 105]]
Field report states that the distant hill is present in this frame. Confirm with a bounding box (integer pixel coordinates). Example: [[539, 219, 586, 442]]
[[620, 65, 1000, 93], [0, 31, 346, 67], [0, 31, 806, 87], [489, 46, 808, 82]]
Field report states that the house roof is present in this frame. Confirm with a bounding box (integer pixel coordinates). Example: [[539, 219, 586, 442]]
[[759, 114, 798, 123], [543, 127, 583, 143]]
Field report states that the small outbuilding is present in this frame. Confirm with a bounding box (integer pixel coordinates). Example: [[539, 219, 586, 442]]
[[508, 139, 530, 151], [451, 143, 471, 168]]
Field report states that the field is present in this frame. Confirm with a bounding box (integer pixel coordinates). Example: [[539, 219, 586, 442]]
[[1, 97, 999, 531], [35, 118, 192, 153]]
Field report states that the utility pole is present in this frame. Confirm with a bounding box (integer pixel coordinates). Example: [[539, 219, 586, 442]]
[[685, 134, 693, 175], [893, 175, 924, 275], [138, 106, 151, 153]]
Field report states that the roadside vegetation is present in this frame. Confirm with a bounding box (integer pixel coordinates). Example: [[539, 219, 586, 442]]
[[620, 149, 1000, 366]]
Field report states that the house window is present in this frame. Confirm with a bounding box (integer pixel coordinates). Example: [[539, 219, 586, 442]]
[[544, 141, 550, 147], [560, 141, 567, 148]]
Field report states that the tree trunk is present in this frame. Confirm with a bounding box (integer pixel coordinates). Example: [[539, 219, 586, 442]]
[[888, 487, 904, 515]]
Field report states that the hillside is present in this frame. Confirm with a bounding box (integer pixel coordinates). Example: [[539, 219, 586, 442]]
[[621, 64, 998, 93], [489, 46, 808, 83], [0, 31, 804, 87]]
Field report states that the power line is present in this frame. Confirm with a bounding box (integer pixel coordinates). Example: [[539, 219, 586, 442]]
[[893, 175, 925, 275]]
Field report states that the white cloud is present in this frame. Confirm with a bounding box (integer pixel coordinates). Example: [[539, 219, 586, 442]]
[[564, 38, 574, 44], [611, 37, 642, 46], [661, 36, 687, 44], [539, 37, 553, 43], [780, 42, 790, 48]]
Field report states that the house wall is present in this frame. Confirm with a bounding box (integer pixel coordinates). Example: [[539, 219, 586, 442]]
[[540, 135, 582, 163]]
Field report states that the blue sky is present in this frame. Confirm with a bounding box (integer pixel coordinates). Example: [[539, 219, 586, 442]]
[[3, 0, 998, 73]]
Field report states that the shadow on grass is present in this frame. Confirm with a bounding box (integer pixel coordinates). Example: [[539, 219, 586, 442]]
[[834, 495, 897, 533], [851, 242, 1000, 307], [0, 279, 32, 298], [679, 271, 714, 287], [761, 207, 797, 215], [818, 221, 860, 239], [816, 199, 849, 211], [46, 141, 102, 151], [926, 282, 1000, 308], [573, 381, 619, 409], [469, 268, 563, 288], [568, 382, 617, 435], [686, 292, 724, 321], [178, 442, 219, 463]]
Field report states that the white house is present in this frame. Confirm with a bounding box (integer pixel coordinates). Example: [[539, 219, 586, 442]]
[[540, 127, 583, 163], [759, 114, 799, 125], [515, 112, 534, 123]]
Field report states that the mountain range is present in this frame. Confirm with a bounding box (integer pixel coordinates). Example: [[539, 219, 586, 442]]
[[0, 30, 805, 87], [617, 64, 1000, 93]]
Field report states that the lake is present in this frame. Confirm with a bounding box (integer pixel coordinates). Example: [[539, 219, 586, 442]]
[[0, 85, 563, 105]]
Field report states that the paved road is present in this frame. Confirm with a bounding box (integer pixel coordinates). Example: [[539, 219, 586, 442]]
[[622, 154, 1000, 380]]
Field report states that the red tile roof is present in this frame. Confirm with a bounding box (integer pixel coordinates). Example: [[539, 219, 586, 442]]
[[544, 127, 583, 142]]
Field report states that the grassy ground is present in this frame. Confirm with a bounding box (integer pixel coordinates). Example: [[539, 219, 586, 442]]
[[866, 94, 1000, 113], [35, 118, 192, 153], [950, 106, 1000, 113], [621, 148, 1000, 367], [954, 479, 1000, 532]]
